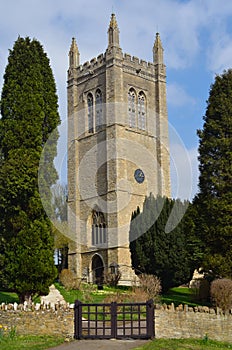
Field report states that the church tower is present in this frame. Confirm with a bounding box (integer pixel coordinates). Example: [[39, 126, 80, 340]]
[[67, 14, 170, 284]]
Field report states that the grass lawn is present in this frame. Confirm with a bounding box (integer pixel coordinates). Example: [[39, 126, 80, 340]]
[[0, 284, 211, 310], [0, 335, 64, 350], [1, 337, 232, 350], [161, 287, 211, 307], [0, 284, 210, 307], [0, 290, 19, 304], [134, 338, 232, 349], [54, 283, 211, 308], [54, 281, 130, 304], [54, 282, 82, 303]]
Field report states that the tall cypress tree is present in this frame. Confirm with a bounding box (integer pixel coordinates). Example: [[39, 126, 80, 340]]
[[0, 37, 60, 302], [194, 69, 232, 277]]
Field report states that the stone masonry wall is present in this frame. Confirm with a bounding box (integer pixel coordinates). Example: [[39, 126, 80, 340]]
[[0, 302, 232, 342], [155, 303, 232, 343], [0, 303, 74, 338]]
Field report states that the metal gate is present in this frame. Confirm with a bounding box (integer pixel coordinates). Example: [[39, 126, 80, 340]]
[[74, 299, 154, 339]]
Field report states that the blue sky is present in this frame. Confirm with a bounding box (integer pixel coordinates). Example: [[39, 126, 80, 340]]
[[1, 0, 232, 200]]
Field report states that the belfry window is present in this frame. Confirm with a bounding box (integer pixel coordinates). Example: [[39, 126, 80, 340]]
[[87, 93, 94, 133], [95, 89, 103, 131], [138, 92, 146, 130], [92, 210, 106, 246], [128, 88, 136, 128]]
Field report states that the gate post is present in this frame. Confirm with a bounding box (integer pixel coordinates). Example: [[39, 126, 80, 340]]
[[110, 301, 117, 338], [74, 300, 82, 339], [146, 299, 155, 338]]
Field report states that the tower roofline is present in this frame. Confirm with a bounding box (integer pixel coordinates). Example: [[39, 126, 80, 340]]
[[107, 13, 121, 50], [153, 32, 164, 64], [69, 37, 80, 68]]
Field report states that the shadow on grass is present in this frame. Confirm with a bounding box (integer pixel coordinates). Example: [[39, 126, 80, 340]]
[[0, 291, 19, 304], [161, 287, 211, 307]]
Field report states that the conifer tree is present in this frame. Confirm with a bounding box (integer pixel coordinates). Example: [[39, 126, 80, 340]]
[[129, 195, 196, 291], [0, 37, 60, 302], [193, 69, 232, 277]]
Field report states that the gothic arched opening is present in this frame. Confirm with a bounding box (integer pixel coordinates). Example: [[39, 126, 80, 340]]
[[92, 254, 104, 286], [91, 210, 106, 246]]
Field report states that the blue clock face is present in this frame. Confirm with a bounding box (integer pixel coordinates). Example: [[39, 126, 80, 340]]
[[134, 168, 145, 183]]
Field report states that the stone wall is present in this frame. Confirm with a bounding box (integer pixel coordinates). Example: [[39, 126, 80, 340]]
[[0, 302, 74, 338], [0, 302, 232, 342], [155, 303, 232, 343]]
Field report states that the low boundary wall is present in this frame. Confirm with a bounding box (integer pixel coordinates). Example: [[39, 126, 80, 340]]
[[155, 303, 232, 343], [0, 302, 231, 342]]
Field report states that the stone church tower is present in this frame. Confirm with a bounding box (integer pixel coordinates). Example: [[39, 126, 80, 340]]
[[67, 14, 170, 284]]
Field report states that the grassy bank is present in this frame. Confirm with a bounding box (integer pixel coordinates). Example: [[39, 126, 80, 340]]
[[0, 335, 64, 350], [134, 338, 232, 349], [0, 336, 231, 349]]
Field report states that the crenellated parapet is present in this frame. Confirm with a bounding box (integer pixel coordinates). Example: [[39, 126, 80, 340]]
[[68, 53, 106, 81], [69, 53, 106, 78], [68, 49, 166, 82], [123, 53, 155, 76]]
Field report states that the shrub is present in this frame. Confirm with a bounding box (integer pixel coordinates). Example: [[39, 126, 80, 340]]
[[130, 286, 150, 303], [132, 274, 161, 302], [59, 269, 80, 290], [104, 270, 121, 287], [210, 278, 232, 312]]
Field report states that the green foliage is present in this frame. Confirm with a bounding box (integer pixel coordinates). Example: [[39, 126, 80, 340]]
[[0, 37, 60, 301], [194, 69, 232, 277], [0, 325, 16, 342], [129, 195, 199, 292]]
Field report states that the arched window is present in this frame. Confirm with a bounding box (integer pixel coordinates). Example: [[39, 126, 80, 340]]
[[87, 93, 94, 133], [95, 89, 103, 131], [138, 92, 146, 130], [92, 210, 106, 246], [128, 88, 136, 128]]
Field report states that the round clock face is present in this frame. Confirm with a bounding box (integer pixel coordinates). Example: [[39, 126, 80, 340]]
[[134, 168, 145, 184]]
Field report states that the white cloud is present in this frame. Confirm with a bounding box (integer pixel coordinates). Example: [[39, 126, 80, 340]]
[[167, 83, 196, 107], [206, 33, 232, 73]]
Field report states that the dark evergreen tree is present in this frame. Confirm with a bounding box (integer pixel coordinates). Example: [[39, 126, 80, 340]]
[[193, 69, 232, 278], [0, 37, 60, 302], [129, 195, 197, 292]]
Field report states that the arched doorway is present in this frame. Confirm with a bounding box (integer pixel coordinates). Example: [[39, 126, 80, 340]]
[[92, 254, 104, 286]]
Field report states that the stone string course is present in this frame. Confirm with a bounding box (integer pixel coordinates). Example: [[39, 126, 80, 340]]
[[0, 302, 231, 342]]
